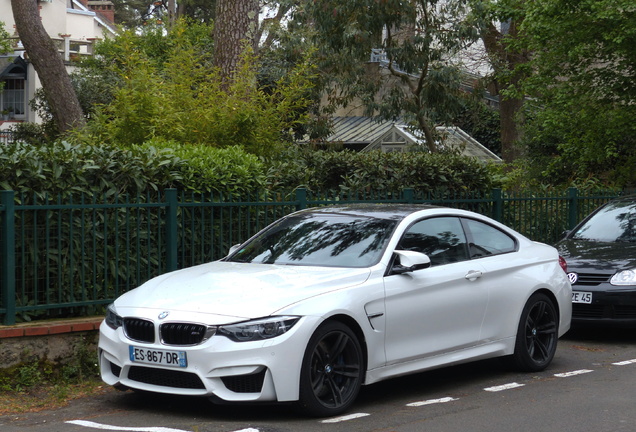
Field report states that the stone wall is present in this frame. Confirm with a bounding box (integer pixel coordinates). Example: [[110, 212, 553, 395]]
[[0, 317, 103, 369]]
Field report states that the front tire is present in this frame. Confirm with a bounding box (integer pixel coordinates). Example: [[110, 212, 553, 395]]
[[510, 293, 558, 372], [297, 321, 363, 417]]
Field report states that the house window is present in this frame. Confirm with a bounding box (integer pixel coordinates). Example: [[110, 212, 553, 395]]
[[1, 79, 26, 117], [381, 143, 406, 153]]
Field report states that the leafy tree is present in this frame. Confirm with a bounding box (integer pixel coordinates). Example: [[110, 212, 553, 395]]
[[109, 0, 154, 27], [0, 22, 12, 55], [256, 2, 326, 140], [106, 0, 218, 28], [303, 0, 480, 152], [176, 0, 217, 24], [0, 22, 12, 94], [520, 0, 635, 107], [453, 94, 501, 156], [514, 0, 636, 186]]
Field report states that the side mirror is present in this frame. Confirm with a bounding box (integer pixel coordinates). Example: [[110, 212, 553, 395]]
[[228, 243, 241, 256], [391, 250, 431, 275]]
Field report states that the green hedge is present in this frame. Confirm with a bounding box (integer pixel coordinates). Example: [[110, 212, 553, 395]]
[[266, 146, 494, 194], [0, 140, 265, 197], [0, 141, 494, 197]]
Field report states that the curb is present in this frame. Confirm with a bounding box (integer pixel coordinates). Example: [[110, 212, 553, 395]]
[[0, 317, 104, 339]]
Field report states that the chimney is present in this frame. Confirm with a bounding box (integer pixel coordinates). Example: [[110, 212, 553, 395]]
[[87, 1, 116, 24]]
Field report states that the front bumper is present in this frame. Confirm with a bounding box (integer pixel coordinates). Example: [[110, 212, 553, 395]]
[[98, 317, 318, 402], [572, 284, 636, 326]]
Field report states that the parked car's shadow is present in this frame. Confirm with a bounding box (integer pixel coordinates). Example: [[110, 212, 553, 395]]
[[105, 357, 512, 421], [564, 326, 636, 343]]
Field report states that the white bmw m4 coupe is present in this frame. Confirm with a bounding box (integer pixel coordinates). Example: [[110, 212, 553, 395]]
[[99, 204, 571, 416]]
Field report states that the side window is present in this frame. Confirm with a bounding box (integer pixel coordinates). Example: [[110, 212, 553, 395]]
[[462, 218, 517, 258], [398, 217, 469, 266]]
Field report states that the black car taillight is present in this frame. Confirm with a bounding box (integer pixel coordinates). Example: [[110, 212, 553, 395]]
[[559, 256, 568, 273]]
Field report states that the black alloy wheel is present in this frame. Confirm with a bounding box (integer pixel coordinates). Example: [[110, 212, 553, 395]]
[[298, 321, 363, 417], [510, 292, 559, 372]]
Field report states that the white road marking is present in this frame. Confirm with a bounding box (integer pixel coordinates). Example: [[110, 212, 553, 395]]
[[613, 359, 636, 366], [65, 420, 189, 432], [484, 382, 525, 392], [554, 369, 593, 378], [407, 396, 458, 407], [66, 422, 259, 432], [320, 413, 370, 423]]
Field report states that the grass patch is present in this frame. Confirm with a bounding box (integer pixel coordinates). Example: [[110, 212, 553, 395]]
[[0, 340, 106, 415], [0, 378, 107, 415]]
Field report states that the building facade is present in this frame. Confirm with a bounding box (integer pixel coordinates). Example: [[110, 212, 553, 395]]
[[0, 0, 116, 130]]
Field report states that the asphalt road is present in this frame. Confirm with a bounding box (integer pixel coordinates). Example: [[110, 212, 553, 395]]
[[3, 327, 636, 432]]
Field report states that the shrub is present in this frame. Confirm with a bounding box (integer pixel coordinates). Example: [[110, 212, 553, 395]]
[[0, 140, 265, 197], [143, 140, 266, 195], [0, 141, 181, 196], [74, 20, 316, 158], [266, 146, 494, 195]]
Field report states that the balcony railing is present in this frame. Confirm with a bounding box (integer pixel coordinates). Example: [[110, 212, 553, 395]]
[[8, 35, 97, 62], [0, 130, 15, 145]]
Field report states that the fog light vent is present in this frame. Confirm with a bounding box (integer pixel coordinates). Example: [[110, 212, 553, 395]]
[[221, 368, 267, 393]]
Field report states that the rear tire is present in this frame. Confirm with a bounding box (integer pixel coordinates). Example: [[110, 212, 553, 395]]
[[510, 293, 558, 372], [297, 321, 363, 417]]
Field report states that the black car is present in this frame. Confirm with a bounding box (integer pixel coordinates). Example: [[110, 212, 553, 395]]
[[557, 196, 636, 326]]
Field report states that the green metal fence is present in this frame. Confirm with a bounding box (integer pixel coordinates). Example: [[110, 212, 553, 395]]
[[0, 187, 622, 325]]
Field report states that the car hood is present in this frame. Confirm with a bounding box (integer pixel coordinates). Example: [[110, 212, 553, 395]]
[[557, 239, 636, 271], [114, 261, 371, 322]]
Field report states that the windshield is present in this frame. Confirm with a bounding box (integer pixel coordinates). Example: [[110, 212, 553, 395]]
[[227, 213, 398, 267], [572, 200, 636, 242]]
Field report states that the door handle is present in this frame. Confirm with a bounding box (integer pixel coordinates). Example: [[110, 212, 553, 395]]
[[465, 270, 483, 281]]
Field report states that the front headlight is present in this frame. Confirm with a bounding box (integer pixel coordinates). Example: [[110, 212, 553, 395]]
[[217, 316, 300, 342], [610, 269, 636, 286], [105, 304, 123, 330]]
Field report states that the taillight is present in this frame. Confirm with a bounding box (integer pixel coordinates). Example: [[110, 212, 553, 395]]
[[559, 256, 568, 273]]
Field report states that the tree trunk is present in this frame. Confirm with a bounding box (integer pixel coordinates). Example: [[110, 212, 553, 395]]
[[213, 0, 259, 83], [481, 21, 527, 163], [498, 86, 524, 162], [11, 0, 85, 133]]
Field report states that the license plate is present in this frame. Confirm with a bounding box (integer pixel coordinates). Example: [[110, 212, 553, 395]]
[[129, 346, 187, 368], [572, 291, 592, 304]]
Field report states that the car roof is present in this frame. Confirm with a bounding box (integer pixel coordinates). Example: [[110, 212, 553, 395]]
[[606, 195, 636, 205], [293, 204, 445, 220]]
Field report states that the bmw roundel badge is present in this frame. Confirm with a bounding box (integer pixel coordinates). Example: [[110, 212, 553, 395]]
[[158, 311, 170, 320]]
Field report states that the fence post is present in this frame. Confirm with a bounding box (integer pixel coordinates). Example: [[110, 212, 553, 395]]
[[1, 190, 16, 325], [165, 189, 178, 273], [295, 188, 307, 211], [491, 188, 503, 222], [402, 188, 414, 204], [567, 187, 579, 229]]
